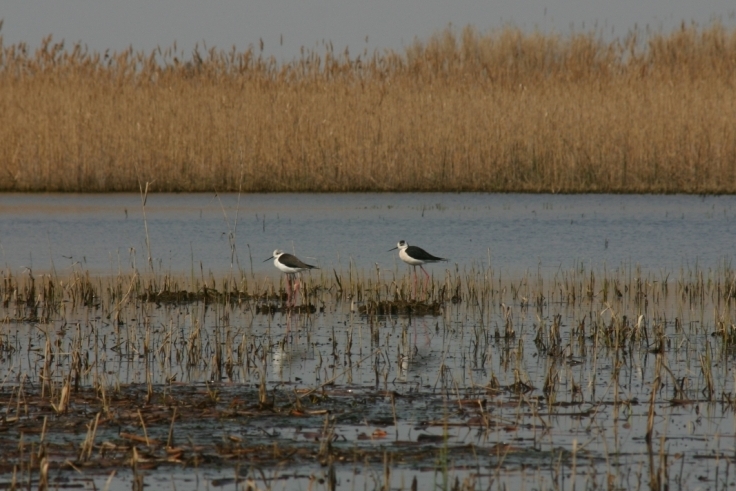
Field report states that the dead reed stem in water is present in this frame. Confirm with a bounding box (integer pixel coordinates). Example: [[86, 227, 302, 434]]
[[0, 24, 735, 192], [645, 376, 660, 444]]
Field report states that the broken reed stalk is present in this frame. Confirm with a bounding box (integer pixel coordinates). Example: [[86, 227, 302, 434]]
[[38, 457, 48, 491], [167, 407, 177, 449], [137, 409, 150, 447], [52, 379, 71, 414], [139, 181, 154, 272], [79, 413, 100, 462], [645, 376, 661, 444], [699, 340, 715, 400]]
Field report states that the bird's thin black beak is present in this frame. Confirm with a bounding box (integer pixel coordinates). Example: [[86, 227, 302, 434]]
[[388, 246, 398, 252], [263, 256, 274, 262]]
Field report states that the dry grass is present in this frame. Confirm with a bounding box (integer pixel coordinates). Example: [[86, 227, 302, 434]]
[[1, 22, 735, 193]]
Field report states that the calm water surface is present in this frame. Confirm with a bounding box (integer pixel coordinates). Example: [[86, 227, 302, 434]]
[[0, 193, 733, 277]]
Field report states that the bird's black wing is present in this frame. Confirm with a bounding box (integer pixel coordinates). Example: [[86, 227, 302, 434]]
[[279, 253, 317, 269], [405, 245, 446, 262]]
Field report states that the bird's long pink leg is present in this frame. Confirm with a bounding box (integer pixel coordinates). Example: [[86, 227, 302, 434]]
[[412, 266, 418, 299], [285, 275, 291, 304], [293, 276, 301, 305], [421, 265, 430, 296]]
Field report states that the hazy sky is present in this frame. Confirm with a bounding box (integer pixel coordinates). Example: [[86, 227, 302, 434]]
[[1, 0, 734, 60]]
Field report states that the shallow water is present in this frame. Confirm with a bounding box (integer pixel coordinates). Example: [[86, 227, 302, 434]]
[[4, 286, 735, 491], [2, 193, 736, 491], [0, 193, 734, 276]]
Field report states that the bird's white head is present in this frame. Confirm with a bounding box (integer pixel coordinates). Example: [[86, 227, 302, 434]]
[[263, 249, 284, 263], [389, 240, 408, 252]]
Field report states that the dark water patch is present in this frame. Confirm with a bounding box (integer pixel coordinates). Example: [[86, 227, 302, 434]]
[[360, 300, 443, 316], [139, 288, 254, 305]]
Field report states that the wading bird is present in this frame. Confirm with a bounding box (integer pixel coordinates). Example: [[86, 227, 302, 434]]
[[389, 240, 447, 294], [264, 249, 318, 304]]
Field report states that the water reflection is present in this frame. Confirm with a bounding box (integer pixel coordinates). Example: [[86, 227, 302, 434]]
[[396, 318, 434, 384]]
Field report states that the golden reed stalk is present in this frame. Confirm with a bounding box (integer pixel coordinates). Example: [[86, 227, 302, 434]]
[[0, 23, 735, 193]]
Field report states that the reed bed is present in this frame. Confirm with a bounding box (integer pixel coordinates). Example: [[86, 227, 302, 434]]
[[1, 22, 736, 193]]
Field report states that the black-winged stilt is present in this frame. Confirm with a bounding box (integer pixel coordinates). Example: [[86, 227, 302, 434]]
[[264, 249, 318, 303], [389, 240, 446, 293]]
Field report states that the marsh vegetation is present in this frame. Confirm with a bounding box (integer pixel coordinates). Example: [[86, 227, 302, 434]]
[[2, 258, 736, 490]]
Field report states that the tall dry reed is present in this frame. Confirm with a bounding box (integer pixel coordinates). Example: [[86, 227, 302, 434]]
[[1, 23, 735, 193]]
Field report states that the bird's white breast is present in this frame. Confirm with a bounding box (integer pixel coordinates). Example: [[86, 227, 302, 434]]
[[399, 248, 423, 265]]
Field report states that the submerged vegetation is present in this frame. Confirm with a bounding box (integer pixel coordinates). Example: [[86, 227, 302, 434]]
[[2, 261, 736, 489], [1, 22, 736, 193]]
